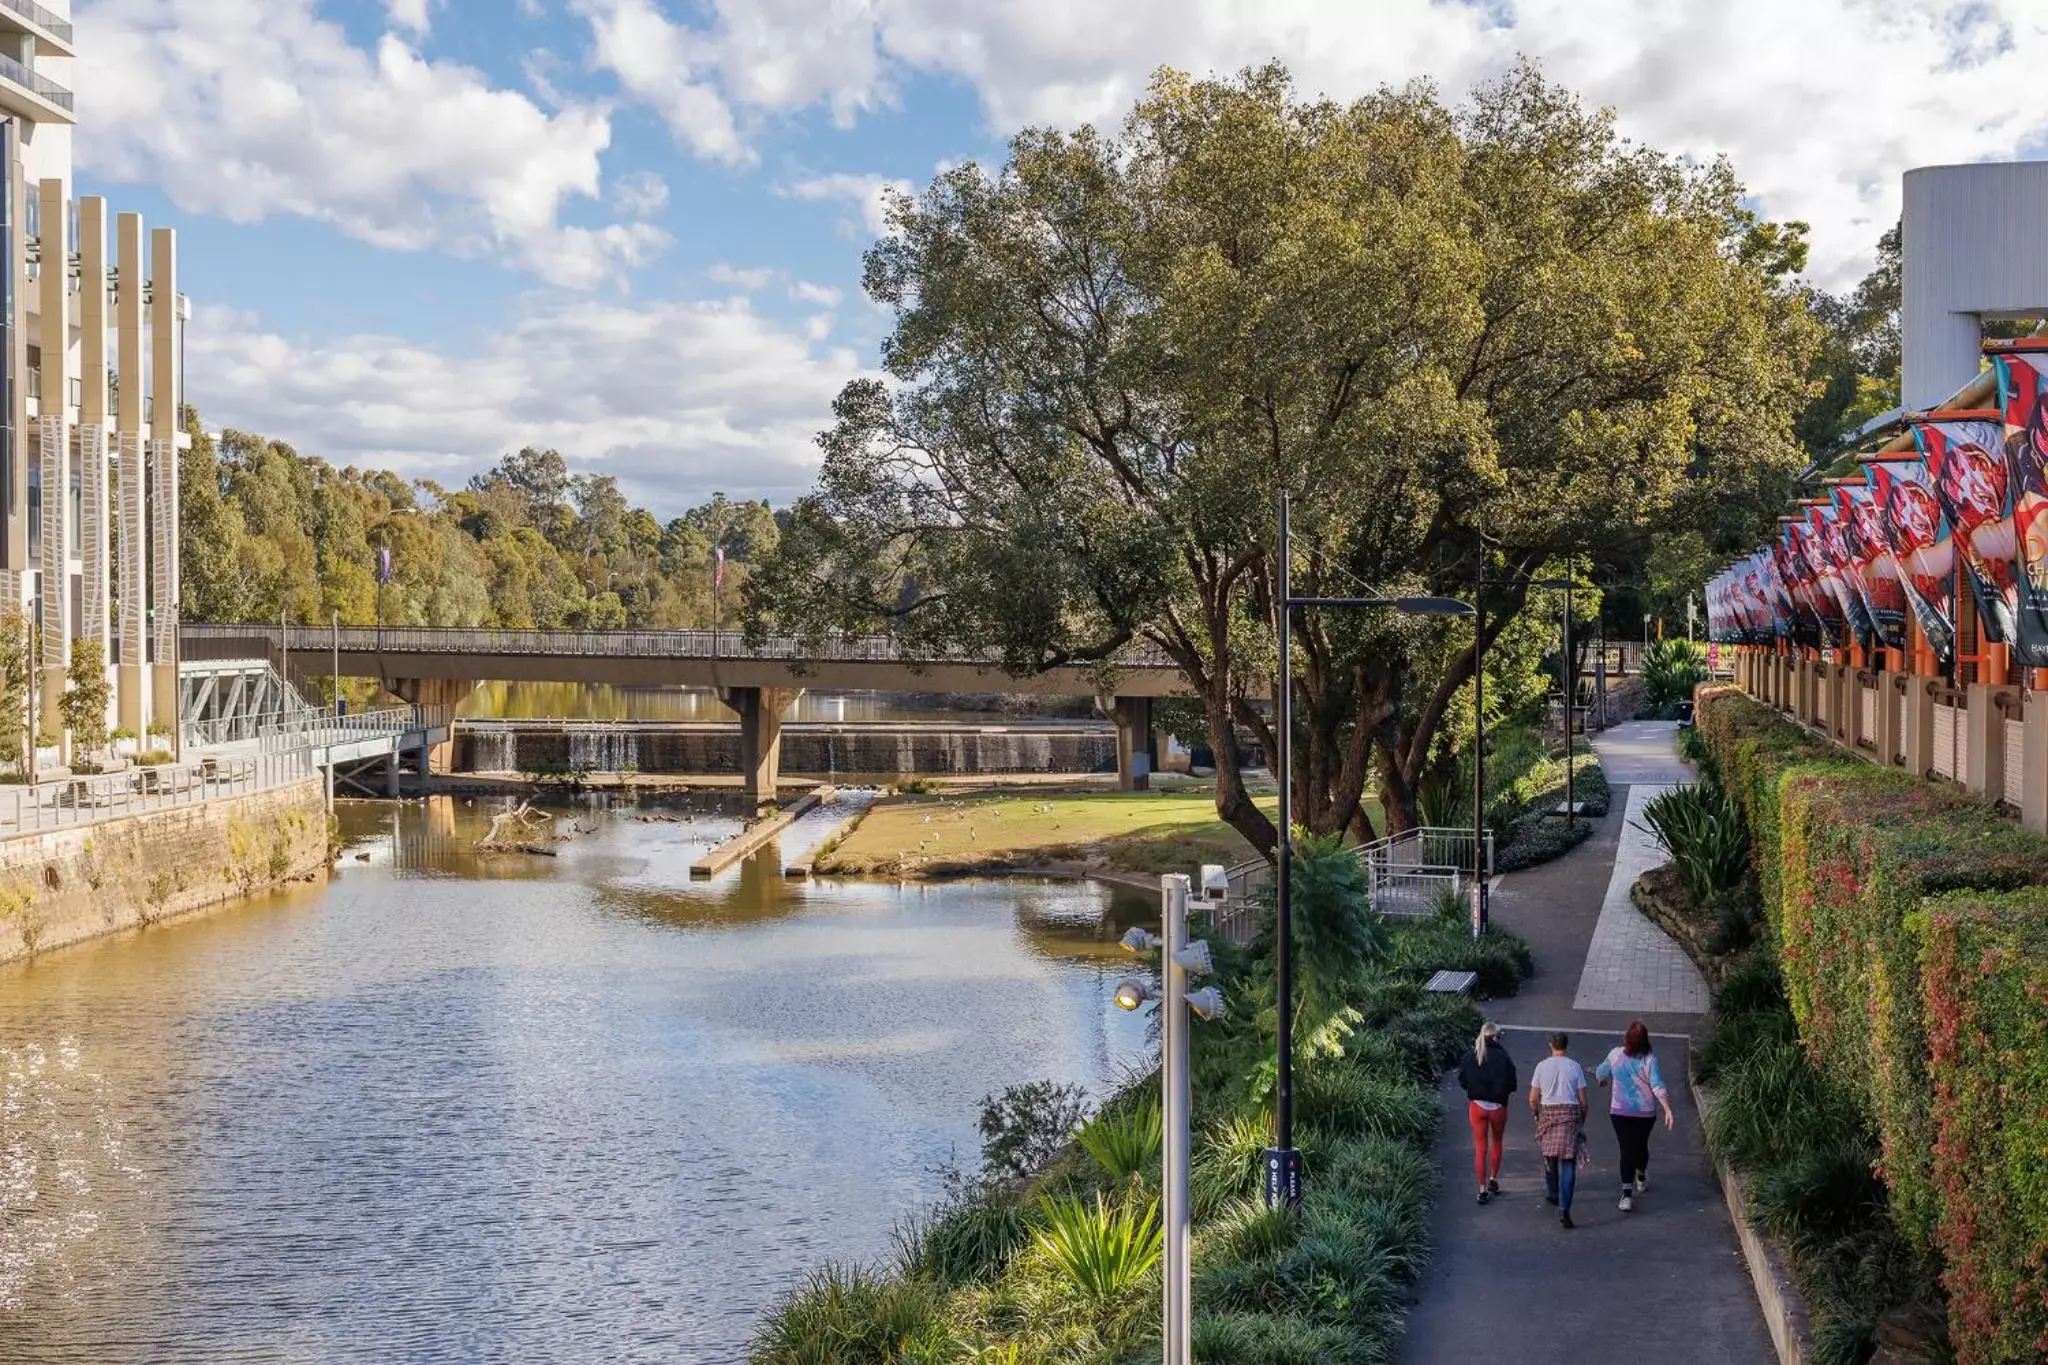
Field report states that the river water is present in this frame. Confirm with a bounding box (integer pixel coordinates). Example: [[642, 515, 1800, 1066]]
[[0, 795, 1155, 1363]]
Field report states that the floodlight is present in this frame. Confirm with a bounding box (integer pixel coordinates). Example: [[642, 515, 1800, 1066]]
[[1186, 987, 1227, 1021], [1120, 926, 1161, 954], [1173, 940, 1214, 978], [1113, 976, 1154, 1011]]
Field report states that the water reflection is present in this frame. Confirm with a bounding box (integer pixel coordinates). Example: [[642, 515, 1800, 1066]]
[[0, 795, 1153, 1363]]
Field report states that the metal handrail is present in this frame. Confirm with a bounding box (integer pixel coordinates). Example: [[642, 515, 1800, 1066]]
[[0, 748, 315, 835], [180, 622, 1181, 670]]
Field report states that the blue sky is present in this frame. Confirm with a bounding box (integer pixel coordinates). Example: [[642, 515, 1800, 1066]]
[[66, 0, 2048, 517]]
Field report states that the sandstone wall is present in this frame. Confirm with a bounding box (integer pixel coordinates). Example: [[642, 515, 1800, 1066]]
[[0, 779, 330, 963]]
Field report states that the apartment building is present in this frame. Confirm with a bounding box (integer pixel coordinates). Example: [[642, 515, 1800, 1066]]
[[0, 0, 188, 759]]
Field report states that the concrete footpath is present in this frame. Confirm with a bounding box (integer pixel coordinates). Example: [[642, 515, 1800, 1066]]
[[1399, 722, 1773, 1364]]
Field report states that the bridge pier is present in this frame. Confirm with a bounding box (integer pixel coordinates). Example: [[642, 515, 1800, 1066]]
[[722, 686, 803, 807], [1098, 695, 1157, 791], [389, 676, 476, 773]]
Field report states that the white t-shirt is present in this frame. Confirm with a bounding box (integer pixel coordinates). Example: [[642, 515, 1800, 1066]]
[[1530, 1055, 1587, 1106]]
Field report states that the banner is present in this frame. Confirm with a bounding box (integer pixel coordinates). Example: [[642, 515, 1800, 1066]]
[[1869, 460, 1958, 660], [1773, 529, 1830, 647], [1833, 483, 1908, 650], [1763, 542, 1803, 644], [1991, 349, 2048, 666], [1912, 416, 2034, 656], [1802, 503, 1875, 648]]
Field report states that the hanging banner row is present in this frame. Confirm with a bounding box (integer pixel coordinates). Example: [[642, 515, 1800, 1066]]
[[1706, 342, 2048, 666]]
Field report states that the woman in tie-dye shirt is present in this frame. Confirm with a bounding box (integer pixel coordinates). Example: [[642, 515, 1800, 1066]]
[[1596, 1020, 1675, 1213]]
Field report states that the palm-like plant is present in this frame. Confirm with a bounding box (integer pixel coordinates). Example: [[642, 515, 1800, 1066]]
[[1635, 778, 1749, 905], [1032, 1193, 1162, 1300], [1643, 637, 1709, 707], [1076, 1100, 1162, 1186]]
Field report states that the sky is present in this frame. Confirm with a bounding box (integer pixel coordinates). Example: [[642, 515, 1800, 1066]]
[[66, 0, 2048, 518]]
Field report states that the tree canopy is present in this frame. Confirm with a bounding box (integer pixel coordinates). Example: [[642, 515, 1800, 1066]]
[[746, 62, 1819, 853], [179, 411, 778, 632]]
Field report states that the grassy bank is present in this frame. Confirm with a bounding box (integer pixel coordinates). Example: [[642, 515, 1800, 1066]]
[[752, 841, 1535, 1363], [815, 788, 1296, 878]]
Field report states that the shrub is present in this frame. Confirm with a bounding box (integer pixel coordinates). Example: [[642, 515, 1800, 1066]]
[[1704, 1040, 1864, 1173], [1634, 777, 1749, 907], [1295, 1066, 1437, 1146], [1384, 918, 1533, 999], [1916, 888, 2048, 1365], [976, 1081, 1086, 1182], [1642, 637, 1709, 706], [1076, 1099, 1162, 1187], [896, 1188, 1030, 1287], [1032, 1192, 1161, 1301], [748, 1265, 951, 1364]]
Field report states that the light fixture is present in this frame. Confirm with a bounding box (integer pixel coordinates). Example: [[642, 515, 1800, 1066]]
[[1173, 940, 1214, 978], [1119, 926, 1160, 954], [1186, 987, 1227, 1021], [1113, 976, 1153, 1012]]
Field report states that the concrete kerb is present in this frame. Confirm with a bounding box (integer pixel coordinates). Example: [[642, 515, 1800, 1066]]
[[1690, 1073, 1813, 1365]]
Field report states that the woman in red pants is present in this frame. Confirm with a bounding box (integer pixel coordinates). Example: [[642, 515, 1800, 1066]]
[[1456, 1022, 1517, 1204]]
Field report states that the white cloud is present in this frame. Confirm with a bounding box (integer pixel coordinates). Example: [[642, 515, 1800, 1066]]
[[708, 263, 776, 290], [781, 172, 911, 237], [577, 0, 748, 164], [573, 0, 2048, 287], [77, 0, 658, 288], [386, 0, 433, 34], [790, 280, 843, 307], [186, 295, 870, 512], [610, 169, 671, 217]]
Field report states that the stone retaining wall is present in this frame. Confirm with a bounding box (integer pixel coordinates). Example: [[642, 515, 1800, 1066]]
[[0, 779, 329, 963]]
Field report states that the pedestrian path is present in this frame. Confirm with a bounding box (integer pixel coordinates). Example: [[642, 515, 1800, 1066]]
[[1399, 720, 1770, 1364], [1573, 782, 1711, 1013]]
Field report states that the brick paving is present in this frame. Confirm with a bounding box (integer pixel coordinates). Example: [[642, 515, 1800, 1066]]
[[1573, 781, 1712, 1014]]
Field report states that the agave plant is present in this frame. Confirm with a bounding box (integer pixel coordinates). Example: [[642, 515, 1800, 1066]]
[[1643, 637, 1710, 707], [1032, 1192, 1162, 1300], [1076, 1100, 1163, 1186]]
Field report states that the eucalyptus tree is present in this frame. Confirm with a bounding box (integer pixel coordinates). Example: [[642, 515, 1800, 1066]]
[[748, 62, 1815, 853]]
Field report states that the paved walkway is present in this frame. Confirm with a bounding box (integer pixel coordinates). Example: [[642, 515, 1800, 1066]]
[[1400, 722, 1771, 1365]]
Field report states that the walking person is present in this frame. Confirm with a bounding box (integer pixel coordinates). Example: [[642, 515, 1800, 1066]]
[[1456, 1022, 1517, 1204], [1597, 1020, 1676, 1212], [1529, 1031, 1589, 1229]]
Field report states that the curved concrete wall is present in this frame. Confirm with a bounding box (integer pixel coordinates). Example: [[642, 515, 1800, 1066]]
[[1902, 161, 2048, 410]]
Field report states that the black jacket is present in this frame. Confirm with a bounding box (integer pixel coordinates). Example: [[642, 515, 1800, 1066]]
[[1457, 1042, 1518, 1106]]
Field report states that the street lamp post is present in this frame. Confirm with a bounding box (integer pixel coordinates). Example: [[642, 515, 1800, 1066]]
[[1269, 492, 1476, 1209], [1116, 875, 1224, 1365]]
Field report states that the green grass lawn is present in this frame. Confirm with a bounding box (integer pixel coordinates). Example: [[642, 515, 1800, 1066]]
[[818, 786, 1325, 877]]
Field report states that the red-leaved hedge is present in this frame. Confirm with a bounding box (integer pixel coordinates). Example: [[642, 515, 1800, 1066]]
[[1697, 684, 2048, 1363]]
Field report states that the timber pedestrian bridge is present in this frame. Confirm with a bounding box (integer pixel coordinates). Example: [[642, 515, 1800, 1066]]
[[180, 624, 1187, 798]]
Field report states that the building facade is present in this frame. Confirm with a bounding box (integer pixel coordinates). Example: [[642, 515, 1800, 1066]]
[[0, 0, 187, 761]]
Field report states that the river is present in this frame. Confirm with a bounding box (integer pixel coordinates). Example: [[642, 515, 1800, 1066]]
[[0, 794, 1156, 1363]]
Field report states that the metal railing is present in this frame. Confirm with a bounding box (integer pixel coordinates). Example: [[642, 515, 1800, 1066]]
[[0, 748, 315, 836], [0, 0, 72, 42], [1207, 824, 1495, 944], [180, 623, 1180, 670], [184, 706, 321, 748], [187, 703, 451, 753], [0, 50, 71, 111]]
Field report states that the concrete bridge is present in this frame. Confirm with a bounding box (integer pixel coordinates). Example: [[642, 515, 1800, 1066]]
[[180, 624, 1188, 801]]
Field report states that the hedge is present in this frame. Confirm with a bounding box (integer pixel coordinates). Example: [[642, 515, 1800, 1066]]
[[1696, 684, 2048, 1301], [1916, 888, 2048, 1365]]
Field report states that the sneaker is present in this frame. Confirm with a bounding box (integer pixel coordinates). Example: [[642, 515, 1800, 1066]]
[[1619, 1193, 1635, 1213], [1477, 1190, 1491, 1205], [1636, 1173, 1647, 1194], [1559, 1213, 1576, 1230], [1486, 1179, 1501, 1196]]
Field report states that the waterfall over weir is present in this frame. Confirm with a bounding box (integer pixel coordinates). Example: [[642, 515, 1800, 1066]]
[[453, 720, 1116, 778]]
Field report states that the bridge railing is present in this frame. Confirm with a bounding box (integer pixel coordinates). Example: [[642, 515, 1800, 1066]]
[[179, 623, 1180, 670]]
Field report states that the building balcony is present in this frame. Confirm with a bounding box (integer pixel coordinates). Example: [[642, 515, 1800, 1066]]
[[0, 0, 72, 55], [0, 48, 71, 124]]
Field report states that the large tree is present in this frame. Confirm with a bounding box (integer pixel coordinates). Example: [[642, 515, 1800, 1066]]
[[747, 63, 1816, 853]]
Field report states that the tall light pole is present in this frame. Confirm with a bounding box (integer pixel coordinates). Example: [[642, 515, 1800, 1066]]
[[1117, 874, 1224, 1365], [1270, 491, 1474, 1208], [1472, 524, 1487, 936]]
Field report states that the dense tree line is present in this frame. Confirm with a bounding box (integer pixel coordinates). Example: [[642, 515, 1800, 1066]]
[[179, 414, 778, 631]]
